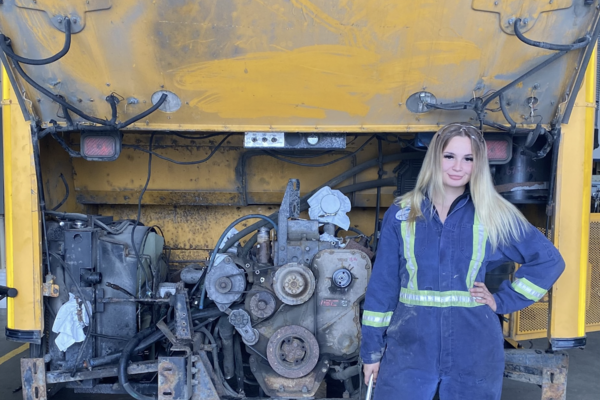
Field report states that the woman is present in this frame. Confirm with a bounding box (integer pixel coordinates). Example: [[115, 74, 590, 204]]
[[361, 123, 564, 400]]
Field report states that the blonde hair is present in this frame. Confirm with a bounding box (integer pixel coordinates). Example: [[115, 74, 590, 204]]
[[395, 123, 528, 250]]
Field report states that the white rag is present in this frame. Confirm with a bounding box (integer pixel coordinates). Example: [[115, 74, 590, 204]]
[[51, 293, 91, 352]]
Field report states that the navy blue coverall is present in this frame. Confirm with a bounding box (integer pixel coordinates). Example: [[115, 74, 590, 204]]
[[361, 194, 565, 400]]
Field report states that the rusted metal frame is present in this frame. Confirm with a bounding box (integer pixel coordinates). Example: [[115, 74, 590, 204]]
[[192, 352, 220, 400], [504, 349, 568, 400], [45, 360, 158, 384], [21, 358, 47, 400], [174, 291, 193, 341], [159, 356, 191, 400]]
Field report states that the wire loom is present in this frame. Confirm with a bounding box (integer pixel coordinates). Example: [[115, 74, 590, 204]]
[[0, 18, 168, 145]]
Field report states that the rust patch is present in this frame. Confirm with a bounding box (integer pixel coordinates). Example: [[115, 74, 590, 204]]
[[21, 358, 47, 400]]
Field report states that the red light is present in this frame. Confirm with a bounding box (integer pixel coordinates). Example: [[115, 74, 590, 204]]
[[486, 140, 509, 161], [83, 136, 116, 157]]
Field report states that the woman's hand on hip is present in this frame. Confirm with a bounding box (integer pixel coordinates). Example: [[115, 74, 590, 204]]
[[363, 362, 380, 385], [470, 282, 497, 312]]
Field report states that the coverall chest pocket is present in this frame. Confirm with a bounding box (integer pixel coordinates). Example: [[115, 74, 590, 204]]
[[458, 223, 488, 278]]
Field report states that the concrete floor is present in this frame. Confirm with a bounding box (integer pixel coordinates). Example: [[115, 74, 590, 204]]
[[0, 309, 598, 400]]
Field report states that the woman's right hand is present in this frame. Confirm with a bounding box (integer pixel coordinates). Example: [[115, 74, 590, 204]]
[[363, 362, 380, 385]]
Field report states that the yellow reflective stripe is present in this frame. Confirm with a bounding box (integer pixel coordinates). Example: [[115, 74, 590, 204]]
[[400, 221, 418, 289], [512, 278, 547, 301], [399, 288, 484, 308], [466, 213, 488, 288], [362, 311, 394, 327]]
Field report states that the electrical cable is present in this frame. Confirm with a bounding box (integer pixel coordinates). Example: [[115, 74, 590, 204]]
[[263, 135, 375, 167], [498, 93, 517, 131], [0, 19, 72, 65], [50, 173, 70, 211], [131, 133, 155, 298], [513, 19, 590, 51], [10, 58, 113, 125], [373, 137, 383, 252], [199, 214, 278, 309], [481, 50, 568, 110], [123, 133, 232, 165], [222, 152, 425, 252], [31, 131, 53, 276]]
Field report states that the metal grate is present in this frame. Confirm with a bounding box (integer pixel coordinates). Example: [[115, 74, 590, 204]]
[[514, 227, 552, 337], [587, 220, 600, 330], [517, 301, 549, 334]]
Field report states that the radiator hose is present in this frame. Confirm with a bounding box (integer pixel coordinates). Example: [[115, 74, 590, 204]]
[[118, 328, 157, 400]]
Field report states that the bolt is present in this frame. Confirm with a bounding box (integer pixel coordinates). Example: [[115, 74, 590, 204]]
[[145, 120, 150, 125], [494, 0, 498, 4], [522, 18, 529, 25], [302, 386, 308, 393], [57, 17, 63, 23], [89, 98, 94, 102], [225, 257, 231, 263], [280, 246, 285, 251], [72, 18, 78, 24], [77, 98, 83, 103], [160, 85, 165, 89], [260, 277, 265, 283], [533, 83, 540, 90], [279, 385, 284, 392], [255, 270, 260, 275], [191, 367, 198, 374], [507, 18, 515, 25], [37, 98, 41, 103], [305, 246, 310, 251]]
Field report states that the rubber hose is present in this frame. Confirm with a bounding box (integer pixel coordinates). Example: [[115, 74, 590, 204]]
[[118, 328, 157, 400]]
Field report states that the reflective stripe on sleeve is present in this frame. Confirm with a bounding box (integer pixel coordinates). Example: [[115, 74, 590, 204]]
[[399, 288, 484, 308], [511, 278, 547, 301], [362, 310, 394, 327]]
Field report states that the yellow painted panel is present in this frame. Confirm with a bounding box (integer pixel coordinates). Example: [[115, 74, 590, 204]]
[[2, 65, 43, 333], [549, 53, 595, 340], [0, 1, 596, 130]]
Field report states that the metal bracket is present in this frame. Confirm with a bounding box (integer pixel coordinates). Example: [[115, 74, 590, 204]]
[[15, 0, 112, 33], [472, 0, 573, 34], [276, 179, 300, 266], [42, 274, 59, 297], [191, 353, 220, 400], [21, 358, 47, 400], [158, 356, 192, 400], [504, 349, 569, 400]]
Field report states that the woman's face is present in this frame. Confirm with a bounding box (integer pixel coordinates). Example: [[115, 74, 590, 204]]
[[441, 136, 473, 190]]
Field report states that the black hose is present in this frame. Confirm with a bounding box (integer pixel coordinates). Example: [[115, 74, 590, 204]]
[[0, 19, 72, 65], [514, 19, 590, 51], [118, 328, 157, 400], [50, 173, 70, 211], [373, 138, 383, 252], [498, 94, 517, 131], [481, 50, 568, 109], [87, 307, 224, 368], [11, 57, 113, 125], [200, 214, 278, 308]]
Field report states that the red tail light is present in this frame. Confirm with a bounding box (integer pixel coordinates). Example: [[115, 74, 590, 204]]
[[80, 132, 122, 161]]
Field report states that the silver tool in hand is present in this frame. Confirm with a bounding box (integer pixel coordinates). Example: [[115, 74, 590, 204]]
[[366, 373, 374, 400]]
